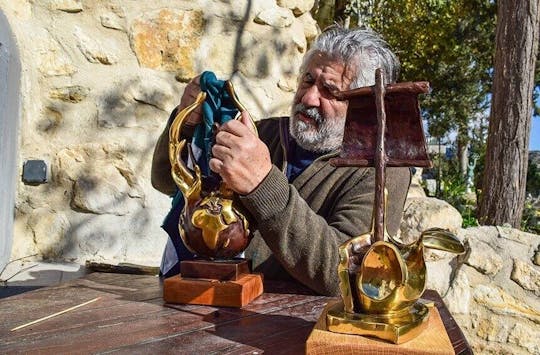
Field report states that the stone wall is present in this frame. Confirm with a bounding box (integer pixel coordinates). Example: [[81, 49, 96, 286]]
[[401, 195, 540, 354], [446, 226, 540, 354], [1, 0, 316, 266]]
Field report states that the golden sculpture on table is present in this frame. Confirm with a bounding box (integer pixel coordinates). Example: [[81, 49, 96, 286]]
[[322, 69, 465, 345]]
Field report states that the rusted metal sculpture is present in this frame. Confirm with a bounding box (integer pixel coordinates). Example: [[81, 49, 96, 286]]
[[326, 69, 465, 344]]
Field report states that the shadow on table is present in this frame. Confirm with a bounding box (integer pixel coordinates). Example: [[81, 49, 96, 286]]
[[0, 286, 43, 299], [263, 279, 319, 296], [67, 272, 163, 302], [0, 264, 87, 299], [203, 309, 315, 354], [159, 279, 326, 352]]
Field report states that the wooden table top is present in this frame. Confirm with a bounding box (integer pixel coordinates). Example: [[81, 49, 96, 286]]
[[0, 272, 471, 354]]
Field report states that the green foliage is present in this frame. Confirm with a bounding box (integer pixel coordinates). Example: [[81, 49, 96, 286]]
[[461, 205, 479, 228], [366, 0, 496, 141], [527, 158, 540, 197], [521, 197, 540, 234], [524, 159, 540, 234], [430, 153, 479, 227], [427, 151, 540, 232]]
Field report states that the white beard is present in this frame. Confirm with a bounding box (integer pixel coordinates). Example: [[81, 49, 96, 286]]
[[289, 103, 346, 153]]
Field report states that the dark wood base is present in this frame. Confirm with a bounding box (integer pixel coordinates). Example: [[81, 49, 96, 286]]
[[306, 301, 454, 354], [180, 259, 250, 281], [163, 273, 264, 307]]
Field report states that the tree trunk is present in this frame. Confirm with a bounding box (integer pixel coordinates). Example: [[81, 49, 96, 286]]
[[335, 0, 349, 25], [311, 0, 336, 30], [478, 0, 540, 227], [456, 126, 469, 179]]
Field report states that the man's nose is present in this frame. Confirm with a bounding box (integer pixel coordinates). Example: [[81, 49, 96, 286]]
[[301, 85, 320, 107]]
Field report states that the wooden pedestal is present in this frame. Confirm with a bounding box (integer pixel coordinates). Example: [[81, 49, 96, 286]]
[[180, 259, 250, 281], [163, 259, 263, 307], [306, 301, 454, 355]]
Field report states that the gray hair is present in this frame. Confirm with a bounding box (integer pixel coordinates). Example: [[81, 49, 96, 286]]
[[300, 26, 400, 89]]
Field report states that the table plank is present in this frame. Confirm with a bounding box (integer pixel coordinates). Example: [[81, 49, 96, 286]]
[[104, 297, 327, 354], [0, 273, 471, 354]]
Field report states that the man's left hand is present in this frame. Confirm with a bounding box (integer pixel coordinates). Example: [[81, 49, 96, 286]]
[[209, 112, 272, 195]]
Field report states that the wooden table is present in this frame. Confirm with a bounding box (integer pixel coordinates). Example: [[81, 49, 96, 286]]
[[0, 273, 471, 354]]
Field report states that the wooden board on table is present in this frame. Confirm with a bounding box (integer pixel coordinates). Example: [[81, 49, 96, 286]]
[[163, 273, 263, 308], [306, 301, 454, 355]]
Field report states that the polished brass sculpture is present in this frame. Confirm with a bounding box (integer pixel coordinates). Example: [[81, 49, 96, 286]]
[[327, 70, 465, 344], [168, 81, 253, 259]]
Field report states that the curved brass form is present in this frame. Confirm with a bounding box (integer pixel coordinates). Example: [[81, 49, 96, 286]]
[[331, 217, 465, 343], [225, 80, 258, 134], [169, 81, 253, 259], [328, 71, 464, 343]]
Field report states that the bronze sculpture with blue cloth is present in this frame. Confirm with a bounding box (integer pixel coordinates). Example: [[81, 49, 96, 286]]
[[161, 71, 253, 276]]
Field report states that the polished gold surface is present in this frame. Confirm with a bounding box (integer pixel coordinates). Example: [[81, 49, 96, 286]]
[[168, 81, 253, 258], [169, 92, 206, 202], [332, 213, 465, 343], [326, 300, 431, 344], [190, 191, 248, 251], [225, 80, 258, 134]]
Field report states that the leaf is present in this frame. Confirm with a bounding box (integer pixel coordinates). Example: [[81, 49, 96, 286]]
[[420, 228, 465, 254]]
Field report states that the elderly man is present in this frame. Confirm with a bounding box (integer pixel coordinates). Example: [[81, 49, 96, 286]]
[[151, 26, 411, 296]]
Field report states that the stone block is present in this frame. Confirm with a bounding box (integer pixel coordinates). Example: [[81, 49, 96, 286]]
[[443, 269, 471, 315], [510, 259, 540, 295], [73, 26, 118, 65], [399, 197, 462, 245], [472, 285, 540, 323], [254, 7, 294, 28], [130, 9, 204, 76], [48, 0, 83, 13], [465, 238, 504, 276], [508, 322, 540, 354], [276, 0, 315, 16]]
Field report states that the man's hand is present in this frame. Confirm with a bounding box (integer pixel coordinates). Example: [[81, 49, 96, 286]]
[[210, 112, 272, 195], [178, 76, 203, 127]]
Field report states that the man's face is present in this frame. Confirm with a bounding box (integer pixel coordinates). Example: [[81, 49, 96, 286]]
[[290, 52, 354, 153]]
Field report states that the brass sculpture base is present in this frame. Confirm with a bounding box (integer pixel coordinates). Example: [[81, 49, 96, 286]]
[[326, 300, 430, 344], [163, 259, 263, 307], [307, 301, 454, 354]]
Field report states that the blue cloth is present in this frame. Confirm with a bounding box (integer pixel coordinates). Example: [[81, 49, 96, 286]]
[[192, 71, 240, 176], [286, 142, 320, 182], [160, 71, 241, 278], [160, 191, 195, 277]]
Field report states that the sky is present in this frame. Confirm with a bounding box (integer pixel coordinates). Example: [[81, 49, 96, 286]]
[[530, 116, 540, 151]]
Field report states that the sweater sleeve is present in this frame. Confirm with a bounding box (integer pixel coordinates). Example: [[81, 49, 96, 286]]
[[239, 165, 410, 296]]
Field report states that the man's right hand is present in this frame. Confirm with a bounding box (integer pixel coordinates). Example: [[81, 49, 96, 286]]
[[178, 75, 203, 128]]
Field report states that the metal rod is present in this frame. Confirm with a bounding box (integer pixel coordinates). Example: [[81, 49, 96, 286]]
[[373, 69, 387, 243], [332, 81, 429, 100], [10, 297, 101, 331]]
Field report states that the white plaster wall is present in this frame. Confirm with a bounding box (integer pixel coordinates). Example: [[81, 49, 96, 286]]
[[0, 9, 21, 271]]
